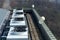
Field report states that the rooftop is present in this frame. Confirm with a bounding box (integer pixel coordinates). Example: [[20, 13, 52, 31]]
[[0, 8, 10, 29]]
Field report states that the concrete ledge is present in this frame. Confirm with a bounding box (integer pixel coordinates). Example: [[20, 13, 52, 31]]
[[32, 9, 57, 40]]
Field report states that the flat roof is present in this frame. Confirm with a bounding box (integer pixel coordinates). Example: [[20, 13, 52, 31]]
[[0, 8, 10, 29]]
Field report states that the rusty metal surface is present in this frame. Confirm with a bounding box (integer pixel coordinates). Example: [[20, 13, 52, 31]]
[[26, 14, 40, 40]]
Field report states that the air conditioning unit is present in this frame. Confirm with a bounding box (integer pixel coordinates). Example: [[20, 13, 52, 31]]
[[7, 9, 28, 40], [10, 18, 26, 26], [12, 9, 24, 18], [7, 27, 28, 40]]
